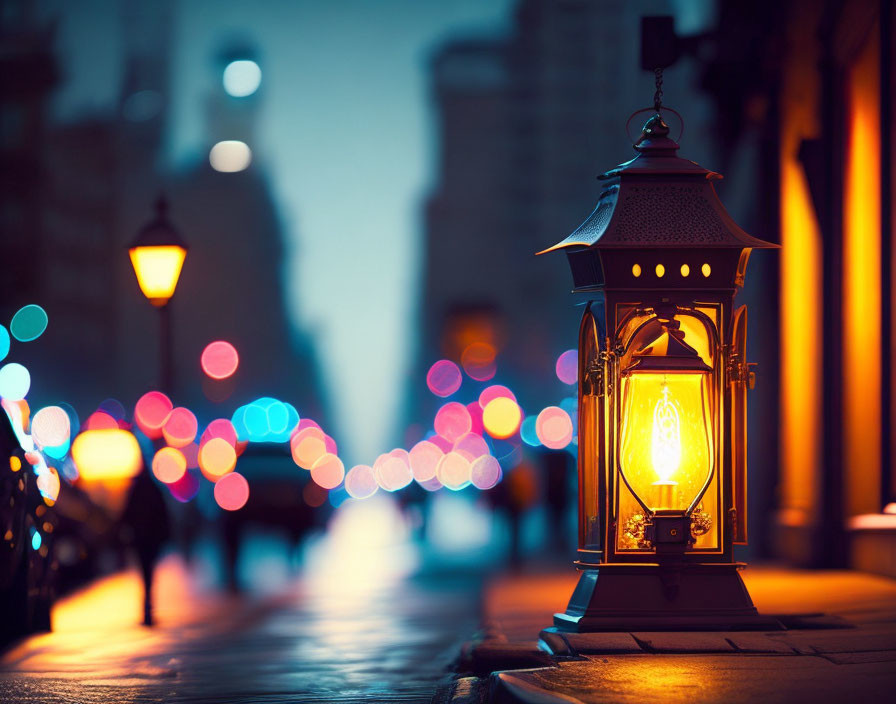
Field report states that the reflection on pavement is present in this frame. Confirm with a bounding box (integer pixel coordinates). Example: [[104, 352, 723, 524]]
[[0, 496, 483, 703]]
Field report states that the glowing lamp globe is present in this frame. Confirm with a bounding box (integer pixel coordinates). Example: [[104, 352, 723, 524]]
[[538, 112, 779, 633], [129, 197, 187, 306]]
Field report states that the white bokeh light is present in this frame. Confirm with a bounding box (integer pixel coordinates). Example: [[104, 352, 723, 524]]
[[223, 60, 262, 97], [209, 140, 252, 172]]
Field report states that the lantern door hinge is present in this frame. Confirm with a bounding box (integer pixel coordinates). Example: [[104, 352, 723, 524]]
[[727, 350, 757, 389]]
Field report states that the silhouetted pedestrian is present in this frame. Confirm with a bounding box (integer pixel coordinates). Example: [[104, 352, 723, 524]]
[[541, 449, 574, 554], [121, 468, 171, 626]]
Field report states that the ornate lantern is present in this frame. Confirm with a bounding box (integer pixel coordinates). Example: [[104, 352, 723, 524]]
[[540, 112, 779, 631]]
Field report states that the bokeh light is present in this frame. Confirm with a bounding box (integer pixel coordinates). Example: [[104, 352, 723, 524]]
[[0, 363, 31, 401], [0, 325, 9, 361], [209, 140, 252, 173], [162, 407, 198, 447], [471, 455, 502, 490], [418, 476, 443, 492], [200, 418, 238, 447], [374, 453, 412, 492], [482, 397, 522, 439], [237, 397, 299, 442], [342, 464, 375, 499], [295, 418, 321, 433], [84, 411, 119, 430], [31, 406, 71, 449], [134, 391, 173, 439], [478, 384, 515, 409], [429, 434, 453, 453], [409, 440, 443, 482], [466, 402, 484, 435], [426, 360, 462, 397], [198, 437, 237, 480], [535, 406, 574, 450], [181, 441, 200, 469], [555, 349, 578, 385], [433, 402, 472, 443], [520, 415, 541, 447], [452, 432, 489, 461], [169, 470, 200, 502], [10, 304, 48, 342], [98, 398, 126, 422], [214, 471, 249, 511], [461, 342, 497, 381], [310, 453, 345, 490], [152, 446, 187, 484], [223, 59, 262, 97], [437, 451, 471, 491], [201, 340, 239, 380], [37, 467, 61, 504], [71, 429, 142, 480], [58, 402, 80, 437], [291, 430, 326, 470]]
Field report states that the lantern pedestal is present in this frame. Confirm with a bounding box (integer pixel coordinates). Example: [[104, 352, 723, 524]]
[[551, 563, 783, 632]]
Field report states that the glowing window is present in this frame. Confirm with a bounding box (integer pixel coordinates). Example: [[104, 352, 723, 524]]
[[655, 264, 666, 278], [702, 263, 711, 277], [209, 141, 252, 173], [681, 264, 690, 277], [632, 263, 642, 277], [223, 60, 261, 97]]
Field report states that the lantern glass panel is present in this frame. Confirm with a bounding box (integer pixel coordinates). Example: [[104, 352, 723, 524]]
[[614, 310, 721, 553], [619, 371, 712, 512]]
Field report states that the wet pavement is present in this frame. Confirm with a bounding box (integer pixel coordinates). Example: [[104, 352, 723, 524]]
[[0, 500, 487, 703], [446, 566, 896, 703]]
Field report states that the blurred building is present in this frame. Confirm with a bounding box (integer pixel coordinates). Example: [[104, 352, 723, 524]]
[[666, 0, 896, 572], [417, 0, 710, 418], [3, 1, 328, 428]]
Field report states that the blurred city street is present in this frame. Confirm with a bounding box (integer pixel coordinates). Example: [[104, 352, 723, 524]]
[[0, 501, 486, 704]]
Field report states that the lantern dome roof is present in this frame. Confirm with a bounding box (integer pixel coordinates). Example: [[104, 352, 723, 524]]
[[538, 114, 776, 253], [130, 195, 188, 250]]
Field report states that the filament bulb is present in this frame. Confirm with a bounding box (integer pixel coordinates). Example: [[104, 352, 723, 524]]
[[651, 383, 681, 482]]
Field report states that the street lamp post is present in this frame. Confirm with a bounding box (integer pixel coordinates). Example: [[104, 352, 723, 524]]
[[129, 196, 187, 393]]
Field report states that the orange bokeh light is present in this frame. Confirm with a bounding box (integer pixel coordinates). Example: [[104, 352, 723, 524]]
[[198, 437, 236, 481], [152, 447, 187, 484]]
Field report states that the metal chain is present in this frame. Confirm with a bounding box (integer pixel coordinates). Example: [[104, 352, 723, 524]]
[[653, 67, 664, 113]]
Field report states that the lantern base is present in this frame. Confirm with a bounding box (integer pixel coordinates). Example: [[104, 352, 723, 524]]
[[552, 563, 783, 632]]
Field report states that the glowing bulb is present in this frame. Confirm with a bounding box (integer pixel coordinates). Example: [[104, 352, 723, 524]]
[[651, 384, 681, 483]]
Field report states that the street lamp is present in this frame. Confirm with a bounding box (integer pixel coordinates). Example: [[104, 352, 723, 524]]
[[538, 110, 780, 631], [129, 196, 187, 392]]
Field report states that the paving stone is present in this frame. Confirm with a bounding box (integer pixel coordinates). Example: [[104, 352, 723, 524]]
[[631, 632, 737, 653], [821, 650, 896, 665], [558, 632, 643, 655], [724, 633, 800, 654], [801, 631, 896, 654]]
